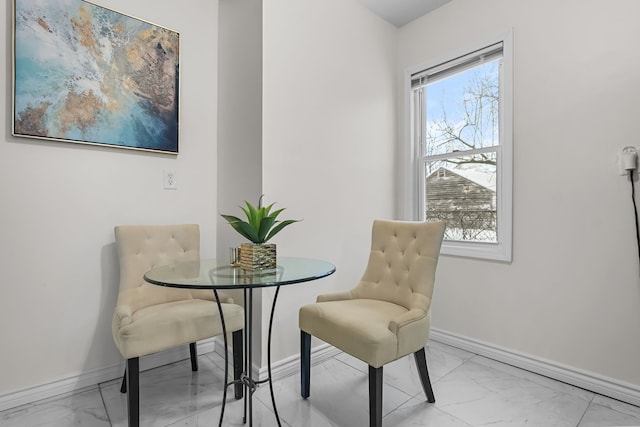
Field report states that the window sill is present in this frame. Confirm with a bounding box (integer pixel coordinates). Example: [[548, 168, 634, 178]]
[[441, 240, 511, 262]]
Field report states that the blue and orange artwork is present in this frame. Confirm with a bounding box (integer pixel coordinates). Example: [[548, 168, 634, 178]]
[[13, 0, 180, 154]]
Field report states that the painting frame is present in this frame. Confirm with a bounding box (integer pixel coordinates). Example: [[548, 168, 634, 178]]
[[12, 0, 180, 154]]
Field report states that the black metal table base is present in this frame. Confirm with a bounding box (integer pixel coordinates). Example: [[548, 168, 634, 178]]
[[213, 286, 283, 427]]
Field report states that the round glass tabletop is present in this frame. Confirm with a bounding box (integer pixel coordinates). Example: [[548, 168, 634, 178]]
[[144, 256, 336, 289]]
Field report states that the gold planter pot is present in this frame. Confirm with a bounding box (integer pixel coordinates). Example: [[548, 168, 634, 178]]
[[240, 243, 276, 270]]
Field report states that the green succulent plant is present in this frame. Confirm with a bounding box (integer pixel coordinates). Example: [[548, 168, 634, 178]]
[[221, 196, 301, 244]]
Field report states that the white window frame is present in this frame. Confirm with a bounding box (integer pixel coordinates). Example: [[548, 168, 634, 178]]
[[401, 30, 513, 262]]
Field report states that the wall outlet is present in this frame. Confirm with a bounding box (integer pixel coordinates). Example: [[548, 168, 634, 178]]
[[163, 170, 177, 189], [619, 147, 638, 176]]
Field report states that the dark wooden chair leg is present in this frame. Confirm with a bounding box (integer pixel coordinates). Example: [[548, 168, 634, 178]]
[[189, 342, 198, 371], [120, 369, 127, 393], [233, 329, 244, 399], [414, 347, 435, 403], [300, 330, 311, 399], [126, 357, 140, 427], [368, 365, 383, 427]]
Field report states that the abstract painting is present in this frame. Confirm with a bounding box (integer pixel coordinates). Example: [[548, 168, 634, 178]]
[[12, 0, 180, 154]]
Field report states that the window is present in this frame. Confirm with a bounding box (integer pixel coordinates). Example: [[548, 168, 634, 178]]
[[404, 32, 513, 261]]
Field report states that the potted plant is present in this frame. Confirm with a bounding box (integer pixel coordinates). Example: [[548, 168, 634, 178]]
[[221, 196, 300, 270]]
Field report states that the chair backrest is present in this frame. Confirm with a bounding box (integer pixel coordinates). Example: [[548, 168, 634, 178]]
[[114, 224, 206, 312], [351, 219, 445, 311]]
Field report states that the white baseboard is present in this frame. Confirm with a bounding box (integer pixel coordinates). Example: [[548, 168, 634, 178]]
[[5, 329, 638, 413], [213, 336, 340, 382], [0, 339, 216, 413], [257, 343, 341, 382], [223, 329, 640, 408], [429, 328, 640, 407]]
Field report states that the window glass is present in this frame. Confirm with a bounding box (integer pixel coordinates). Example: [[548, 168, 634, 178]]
[[406, 34, 512, 261], [425, 153, 497, 243], [425, 60, 500, 156]]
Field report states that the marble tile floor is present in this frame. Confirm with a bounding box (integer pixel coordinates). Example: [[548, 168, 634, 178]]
[[2, 341, 640, 427]]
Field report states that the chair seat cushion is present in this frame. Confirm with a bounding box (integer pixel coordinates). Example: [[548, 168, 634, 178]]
[[299, 299, 407, 368], [114, 299, 243, 359]]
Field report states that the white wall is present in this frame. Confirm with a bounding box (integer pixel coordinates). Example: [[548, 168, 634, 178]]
[[217, 0, 263, 257], [215, 0, 397, 371], [398, 0, 640, 389], [216, 0, 265, 368], [261, 0, 398, 362], [0, 0, 218, 402]]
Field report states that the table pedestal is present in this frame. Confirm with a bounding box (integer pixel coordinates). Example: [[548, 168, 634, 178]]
[[143, 258, 336, 426], [213, 285, 282, 427]]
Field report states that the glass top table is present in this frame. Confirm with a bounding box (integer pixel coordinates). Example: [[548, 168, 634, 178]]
[[144, 256, 335, 427], [144, 256, 335, 290]]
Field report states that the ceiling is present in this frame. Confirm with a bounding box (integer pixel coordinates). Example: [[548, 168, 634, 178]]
[[358, 0, 452, 27]]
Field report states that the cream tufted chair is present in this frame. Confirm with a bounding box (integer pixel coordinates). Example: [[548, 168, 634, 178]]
[[299, 219, 445, 427], [113, 224, 244, 427]]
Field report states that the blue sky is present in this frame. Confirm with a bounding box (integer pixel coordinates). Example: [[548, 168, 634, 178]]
[[424, 59, 500, 154], [423, 59, 500, 190]]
